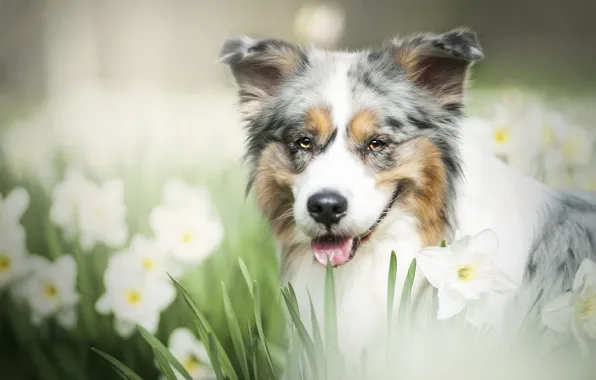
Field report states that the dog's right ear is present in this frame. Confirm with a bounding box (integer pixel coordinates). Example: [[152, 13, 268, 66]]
[[219, 36, 308, 119]]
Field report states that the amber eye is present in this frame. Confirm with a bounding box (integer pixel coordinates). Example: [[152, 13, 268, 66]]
[[368, 139, 386, 151], [297, 137, 312, 150]]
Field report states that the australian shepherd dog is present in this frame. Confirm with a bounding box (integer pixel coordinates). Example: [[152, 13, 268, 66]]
[[218, 27, 596, 364]]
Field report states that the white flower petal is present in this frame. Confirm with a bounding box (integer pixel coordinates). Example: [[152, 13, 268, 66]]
[[3, 187, 30, 223], [95, 294, 112, 314], [570, 319, 592, 358], [415, 247, 453, 288], [490, 268, 518, 293], [466, 229, 499, 261], [137, 311, 160, 335], [56, 308, 77, 329], [437, 286, 467, 320], [541, 293, 574, 333], [573, 258, 596, 293], [114, 318, 136, 338]]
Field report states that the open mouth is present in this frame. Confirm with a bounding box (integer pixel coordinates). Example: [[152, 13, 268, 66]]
[[311, 187, 401, 267]]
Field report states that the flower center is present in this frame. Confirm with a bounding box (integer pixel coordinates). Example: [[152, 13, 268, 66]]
[[181, 232, 194, 244], [0, 254, 10, 272], [126, 290, 142, 305], [493, 128, 510, 145], [457, 265, 476, 282], [142, 258, 155, 271], [183, 355, 200, 372], [561, 139, 578, 162], [44, 282, 59, 298], [541, 127, 554, 147], [576, 289, 596, 320]]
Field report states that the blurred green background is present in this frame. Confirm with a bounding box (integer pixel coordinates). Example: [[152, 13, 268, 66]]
[[0, 1, 595, 379]]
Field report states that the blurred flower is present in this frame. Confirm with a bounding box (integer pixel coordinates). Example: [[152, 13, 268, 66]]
[[0, 187, 30, 229], [541, 258, 596, 357], [109, 234, 184, 280], [26, 255, 80, 329], [96, 259, 176, 337], [161, 328, 215, 380], [77, 179, 128, 251], [572, 167, 596, 192], [416, 229, 517, 325], [544, 124, 595, 167], [294, 2, 345, 48], [50, 169, 95, 238], [150, 179, 223, 265], [0, 226, 29, 292]]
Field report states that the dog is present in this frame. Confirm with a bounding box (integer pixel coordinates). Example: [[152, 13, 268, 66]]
[[218, 27, 596, 364]]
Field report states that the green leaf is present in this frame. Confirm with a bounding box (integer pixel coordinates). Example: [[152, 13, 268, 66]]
[[221, 282, 250, 380], [169, 275, 239, 380], [308, 291, 326, 379], [238, 257, 254, 298], [397, 258, 417, 331], [440, 239, 447, 248], [91, 347, 144, 380], [324, 259, 339, 356], [386, 251, 398, 330], [208, 333, 226, 380], [253, 280, 278, 379], [44, 217, 62, 259], [281, 289, 318, 379], [154, 348, 178, 380], [136, 324, 193, 380]]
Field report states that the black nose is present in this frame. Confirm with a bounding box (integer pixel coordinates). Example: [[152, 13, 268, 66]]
[[307, 191, 348, 228]]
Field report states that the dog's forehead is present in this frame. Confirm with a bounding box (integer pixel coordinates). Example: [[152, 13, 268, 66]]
[[279, 49, 403, 132]]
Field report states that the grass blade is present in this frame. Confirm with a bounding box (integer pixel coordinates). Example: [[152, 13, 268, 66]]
[[387, 251, 398, 330], [398, 258, 417, 316], [238, 257, 254, 298], [169, 275, 239, 380], [308, 291, 326, 379], [136, 325, 193, 380], [208, 333, 226, 380], [253, 280, 278, 379], [221, 282, 250, 379], [324, 259, 339, 363], [154, 348, 178, 380], [281, 291, 319, 379], [91, 347, 144, 380]]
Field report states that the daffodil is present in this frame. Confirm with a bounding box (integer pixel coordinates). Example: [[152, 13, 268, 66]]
[[150, 179, 223, 265], [26, 255, 80, 328], [0, 226, 29, 292], [109, 234, 184, 280], [160, 328, 215, 380], [541, 258, 596, 357], [50, 169, 95, 238], [0, 187, 30, 229], [416, 229, 517, 325], [77, 178, 128, 250], [95, 262, 176, 337]]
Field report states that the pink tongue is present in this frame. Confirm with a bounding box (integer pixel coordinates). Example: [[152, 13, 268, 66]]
[[311, 238, 354, 266]]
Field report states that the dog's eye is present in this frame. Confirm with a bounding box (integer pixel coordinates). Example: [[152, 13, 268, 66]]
[[368, 139, 386, 151], [296, 137, 313, 150]]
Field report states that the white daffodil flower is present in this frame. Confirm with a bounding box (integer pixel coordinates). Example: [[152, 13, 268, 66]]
[[109, 234, 184, 280], [77, 178, 128, 250], [0, 226, 29, 292], [0, 187, 30, 229], [541, 258, 596, 357], [150, 179, 223, 265], [95, 262, 176, 338], [26, 255, 80, 329], [49, 169, 95, 238], [162, 328, 215, 380], [416, 229, 517, 325]]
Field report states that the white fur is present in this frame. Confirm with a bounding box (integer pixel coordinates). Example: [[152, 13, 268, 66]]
[[284, 112, 552, 364]]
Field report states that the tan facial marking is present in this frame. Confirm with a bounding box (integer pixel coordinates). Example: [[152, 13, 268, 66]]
[[305, 107, 334, 145], [377, 137, 448, 247], [348, 110, 380, 145], [253, 143, 297, 244]]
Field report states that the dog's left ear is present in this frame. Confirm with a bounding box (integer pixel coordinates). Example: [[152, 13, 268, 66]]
[[392, 27, 483, 111]]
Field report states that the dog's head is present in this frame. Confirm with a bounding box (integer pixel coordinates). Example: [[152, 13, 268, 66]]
[[220, 28, 483, 267]]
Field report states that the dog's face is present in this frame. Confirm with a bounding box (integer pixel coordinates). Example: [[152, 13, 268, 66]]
[[220, 28, 483, 267]]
